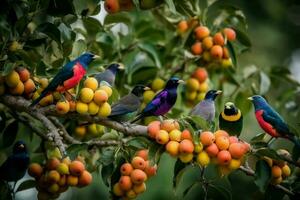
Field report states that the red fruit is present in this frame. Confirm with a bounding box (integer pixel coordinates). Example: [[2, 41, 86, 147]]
[[130, 169, 147, 184], [119, 176, 132, 191], [131, 156, 146, 170], [147, 121, 161, 138], [191, 42, 203, 55], [104, 0, 120, 13], [217, 150, 232, 165], [213, 32, 225, 46], [223, 28, 236, 41], [69, 160, 85, 176], [120, 163, 134, 176], [179, 139, 194, 154], [205, 143, 219, 157]]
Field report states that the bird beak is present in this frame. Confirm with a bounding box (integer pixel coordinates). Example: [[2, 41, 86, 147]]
[[216, 90, 222, 95], [248, 97, 253, 101], [225, 105, 231, 109], [19, 144, 24, 148], [177, 80, 185, 84], [118, 63, 125, 70], [93, 55, 100, 59], [144, 87, 151, 91]]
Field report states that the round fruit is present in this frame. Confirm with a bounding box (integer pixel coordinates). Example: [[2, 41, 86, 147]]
[[9, 81, 24, 95], [88, 101, 100, 115], [93, 89, 108, 105], [131, 156, 146, 170], [214, 130, 229, 139], [213, 32, 225, 46], [228, 143, 245, 159], [75, 126, 86, 137], [126, 189, 137, 199], [24, 79, 36, 94], [47, 170, 60, 183], [221, 59, 232, 68], [99, 85, 112, 97], [46, 158, 61, 170], [169, 129, 182, 142], [156, 130, 169, 144], [198, 81, 208, 93], [194, 143, 203, 153], [228, 159, 241, 170], [119, 176, 132, 191], [56, 101, 70, 114], [271, 176, 282, 185], [160, 119, 180, 132], [179, 139, 194, 154], [194, 26, 210, 40], [223, 28, 236, 41], [166, 141, 180, 157], [282, 165, 291, 177], [271, 166, 282, 178], [191, 42, 203, 55], [179, 153, 193, 163], [186, 91, 197, 101], [78, 170, 92, 186], [56, 163, 69, 175], [76, 101, 89, 114], [113, 183, 124, 196], [210, 45, 223, 59], [186, 78, 200, 91], [136, 149, 148, 161], [200, 131, 215, 146], [133, 182, 146, 194], [217, 150, 232, 165], [202, 36, 213, 49], [84, 77, 98, 91], [98, 102, 111, 117], [143, 90, 155, 104], [69, 160, 85, 176], [28, 163, 43, 178], [223, 47, 230, 59], [181, 129, 192, 141], [205, 143, 219, 157], [215, 136, 230, 150], [48, 183, 59, 194], [79, 88, 94, 103], [130, 169, 147, 184], [197, 151, 210, 167], [67, 175, 78, 186], [39, 78, 49, 88], [228, 136, 238, 144], [144, 162, 157, 177], [177, 20, 189, 34], [192, 68, 208, 83], [203, 51, 211, 62], [147, 121, 161, 138], [104, 0, 120, 13], [5, 70, 20, 87], [16, 67, 30, 82], [120, 163, 134, 176], [151, 78, 165, 91]]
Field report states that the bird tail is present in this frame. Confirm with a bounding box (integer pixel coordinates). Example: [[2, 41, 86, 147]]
[[131, 113, 143, 123], [288, 135, 300, 149]]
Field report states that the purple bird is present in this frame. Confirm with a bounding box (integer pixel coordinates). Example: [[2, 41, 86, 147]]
[[131, 77, 184, 123]]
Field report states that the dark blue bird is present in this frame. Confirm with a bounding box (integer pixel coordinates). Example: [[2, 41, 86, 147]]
[[190, 90, 222, 122], [109, 85, 150, 122], [94, 63, 124, 86], [131, 77, 184, 123], [30, 52, 98, 106], [249, 95, 300, 148], [0, 141, 30, 182]]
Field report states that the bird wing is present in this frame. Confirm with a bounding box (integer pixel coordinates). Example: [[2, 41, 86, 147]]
[[95, 70, 114, 86], [110, 94, 140, 116], [142, 90, 168, 114], [262, 109, 291, 135], [190, 100, 215, 121]]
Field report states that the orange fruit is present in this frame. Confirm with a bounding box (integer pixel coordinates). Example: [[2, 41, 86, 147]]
[[200, 131, 215, 146]]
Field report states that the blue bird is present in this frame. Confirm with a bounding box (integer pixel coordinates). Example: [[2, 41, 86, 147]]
[[109, 85, 150, 122], [190, 90, 222, 122], [30, 52, 98, 106], [0, 141, 30, 182], [131, 77, 184, 123], [94, 63, 124, 86]]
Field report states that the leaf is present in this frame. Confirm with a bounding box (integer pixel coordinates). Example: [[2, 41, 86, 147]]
[[235, 91, 252, 115], [101, 163, 114, 187], [70, 39, 87, 59], [243, 65, 257, 79], [47, 0, 75, 16], [1, 120, 18, 149], [254, 160, 271, 192], [173, 159, 188, 189], [104, 12, 132, 27], [16, 180, 36, 193], [259, 71, 271, 95], [99, 147, 116, 166], [189, 115, 210, 131], [0, 180, 12, 200], [66, 143, 88, 160], [2, 63, 16, 76], [138, 43, 161, 68], [82, 17, 102, 37], [36, 22, 61, 45], [264, 185, 286, 200], [235, 28, 251, 47], [165, 0, 177, 14], [209, 183, 232, 200], [292, 145, 300, 162], [250, 133, 266, 143], [255, 148, 282, 160], [0, 112, 6, 133], [227, 42, 237, 67]]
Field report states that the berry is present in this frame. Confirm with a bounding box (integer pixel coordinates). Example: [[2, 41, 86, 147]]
[[130, 169, 147, 184], [120, 163, 134, 176], [131, 156, 146, 170], [194, 26, 210, 40], [200, 131, 215, 146]]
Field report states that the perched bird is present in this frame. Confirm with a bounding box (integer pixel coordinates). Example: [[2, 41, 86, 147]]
[[131, 77, 184, 123], [190, 90, 222, 122], [109, 85, 150, 122], [94, 63, 124, 86], [30, 52, 98, 106], [219, 102, 243, 135], [249, 95, 300, 147], [0, 141, 30, 182]]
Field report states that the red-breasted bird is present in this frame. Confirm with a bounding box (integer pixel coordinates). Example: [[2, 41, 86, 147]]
[[0, 141, 29, 182], [131, 77, 184, 123], [30, 52, 98, 106], [248, 95, 300, 147]]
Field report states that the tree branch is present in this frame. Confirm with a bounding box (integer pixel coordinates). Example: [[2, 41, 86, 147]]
[[239, 165, 295, 196]]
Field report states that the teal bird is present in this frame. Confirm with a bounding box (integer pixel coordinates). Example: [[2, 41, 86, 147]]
[[219, 102, 243, 136], [109, 85, 150, 122]]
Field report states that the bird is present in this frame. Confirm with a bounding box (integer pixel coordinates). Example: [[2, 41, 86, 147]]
[[248, 95, 300, 147], [131, 77, 184, 123], [190, 90, 222, 122], [219, 102, 243, 136], [0, 141, 30, 182], [94, 63, 124, 86], [30, 52, 98, 106], [108, 85, 150, 122]]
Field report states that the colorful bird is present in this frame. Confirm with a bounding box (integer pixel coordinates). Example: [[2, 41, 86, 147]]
[[219, 102, 243, 136], [248, 95, 300, 147], [30, 52, 98, 106], [109, 85, 150, 122], [131, 77, 184, 123], [94, 63, 124, 86], [0, 141, 30, 182], [190, 90, 222, 122]]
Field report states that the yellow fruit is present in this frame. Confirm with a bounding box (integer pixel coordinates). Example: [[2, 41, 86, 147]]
[[88, 101, 99, 115], [133, 182, 146, 194], [197, 151, 210, 167], [186, 78, 200, 91], [194, 143, 203, 153], [179, 153, 193, 163], [126, 189, 137, 199], [67, 175, 78, 186], [143, 90, 155, 104], [93, 89, 108, 105], [228, 159, 241, 170], [169, 129, 182, 142], [219, 166, 231, 176], [263, 157, 273, 167], [79, 88, 94, 103], [160, 119, 180, 132], [166, 141, 180, 157], [113, 183, 124, 196], [39, 94, 53, 106], [56, 163, 69, 175], [156, 130, 169, 144], [203, 51, 211, 62], [98, 102, 111, 117], [76, 101, 89, 114], [281, 165, 291, 177], [221, 59, 232, 68], [48, 183, 59, 193], [196, 92, 206, 101], [5, 70, 20, 88], [198, 81, 208, 92], [186, 91, 197, 101], [84, 77, 98, 91], [56, 101, 70, 114], [75, 126, 86, 137], [151, 78, 165, 91], [39, 78, 49, 89], [9, 81, 24, 95], [88, 124, 97, 135], [99, 85, 112, 97], [47, 170, 60, 183], [271, 176, 282, 185]]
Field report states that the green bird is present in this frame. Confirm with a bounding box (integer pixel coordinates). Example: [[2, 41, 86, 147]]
[[219, 102, 243, 136]]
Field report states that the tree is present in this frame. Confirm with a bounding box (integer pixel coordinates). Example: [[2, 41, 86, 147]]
[[0, 0, 300, 199]]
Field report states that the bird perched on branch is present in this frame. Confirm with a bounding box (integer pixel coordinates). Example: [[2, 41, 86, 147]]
[[94, 63, 124, 86], [30, 52, 98, 106], [0, 141, 30, 182], [109, 85, 150, 122], [190, 90, 222, 122], [219, 102, 243, 136], [131, 77, 184, 123], [249, 95, 300, 148]]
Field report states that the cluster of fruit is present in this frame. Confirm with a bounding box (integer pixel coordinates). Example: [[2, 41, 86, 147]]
[[263, 156, 291, 185], [104, 0, 163, 14], [0, 68, 35, 97], [113, 150, 157, 199], [185, 67, 209, 106], [74, 123, 105, 139], [28, 157, 92, 200]]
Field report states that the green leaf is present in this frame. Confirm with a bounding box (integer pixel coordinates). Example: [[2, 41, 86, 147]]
[[47, 0, 75, 16], [255, 148, 282, 160], [254, 160, 272, 192], [1, 120, 18, 149], [36, 23, 61, 45], [235, 28, 251, 47], [99, 147, 116, 166], [82, 17, 102, 37], [0, 181, 12, 200], [16, 180, 36, 193], [101, 163, 114, 187], [165, 0, 177, 14], [173, 159, 188, 189], [235, 91, 252, 115], [183, 182, 204, 199], [0, 112, 6, 133], [70, 39, 87, 59], [104, 12, 132, 27], [209, 183, 232, 200], [2, 63, 16, 76], [259, 71, 271, 95], [250, 133, 266, 143], [138, 43, 161, 68], [66, 143, 88, 160], [243, 65, 257, 79], [188, 115, 210, 131], [15, 50, 35, 68], [227, 42, 237, 67]]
